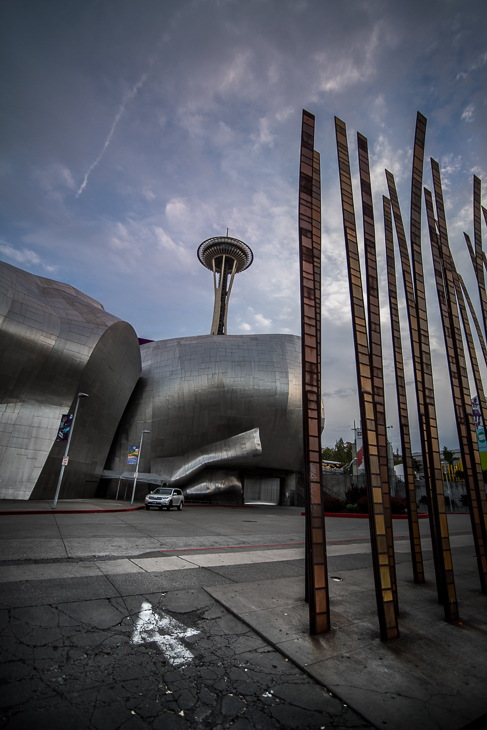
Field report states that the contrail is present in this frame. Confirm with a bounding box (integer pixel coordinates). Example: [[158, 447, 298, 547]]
[[76, 72, 147, 197]]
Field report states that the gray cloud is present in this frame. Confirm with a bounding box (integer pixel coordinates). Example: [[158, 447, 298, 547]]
[[1, 0, 486, 452]]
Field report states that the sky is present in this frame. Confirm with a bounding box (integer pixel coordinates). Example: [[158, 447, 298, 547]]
[[1, 0, 487, 455]]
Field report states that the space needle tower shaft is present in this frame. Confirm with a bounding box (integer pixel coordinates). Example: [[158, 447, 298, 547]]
[[198, 236, 253, 335]]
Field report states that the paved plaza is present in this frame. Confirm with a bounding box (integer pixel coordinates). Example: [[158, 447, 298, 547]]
[[0, 504, 485, 729]]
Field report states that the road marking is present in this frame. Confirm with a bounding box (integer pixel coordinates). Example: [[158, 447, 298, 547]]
[[131, 601, 199, 665]]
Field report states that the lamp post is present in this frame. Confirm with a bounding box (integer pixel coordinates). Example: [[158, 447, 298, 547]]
[[52, 393, 89, 509], [131, 430, 150, 505]]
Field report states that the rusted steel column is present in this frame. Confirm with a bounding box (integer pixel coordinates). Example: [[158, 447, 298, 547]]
[[298, 109, 330, 635], [386, 113, 458, 619], [473, 177, 487, 341], [454, 279, 487, 460], [335, 116, 399, 641], [386, 170, 441, 599], [427, 163, 487, 594], [383, 196, 425, 584], [357, 134, 397, 610], [458, 272, 487, 368]]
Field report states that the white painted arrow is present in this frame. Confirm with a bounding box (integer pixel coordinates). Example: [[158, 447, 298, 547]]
[[131, 601, 199, 666]]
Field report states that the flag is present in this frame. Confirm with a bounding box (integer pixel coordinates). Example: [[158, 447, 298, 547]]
[[127, 446, 139, 465], [56, 414, 73, 442]]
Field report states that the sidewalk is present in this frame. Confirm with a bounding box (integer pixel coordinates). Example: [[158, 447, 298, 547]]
[[208, 540, 487, 730], [0, 506, 484, 729], [0, 499, 146, 515]]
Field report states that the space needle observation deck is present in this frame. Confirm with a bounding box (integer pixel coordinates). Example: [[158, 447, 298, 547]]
[[197, 235, 253, 335]]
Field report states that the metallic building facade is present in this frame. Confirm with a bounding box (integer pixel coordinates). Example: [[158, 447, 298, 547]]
[[0, 260, 141, 500], [104, 334, 304, 496]]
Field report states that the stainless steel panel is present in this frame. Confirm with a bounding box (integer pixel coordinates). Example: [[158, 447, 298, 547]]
[[105, 333, 304, 495], [0, 260, 141, 500]]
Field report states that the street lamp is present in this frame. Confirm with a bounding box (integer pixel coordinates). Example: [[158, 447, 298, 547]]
[[52, 393, 89, 509], [131, 430, 150, 505]]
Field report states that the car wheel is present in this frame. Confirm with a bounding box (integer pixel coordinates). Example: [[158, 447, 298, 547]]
[[178, 501, 183, 510], [145, 506, 150, 510], [167, 502, 172, 510]]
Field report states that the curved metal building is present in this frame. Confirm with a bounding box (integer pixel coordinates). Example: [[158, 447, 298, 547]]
[[104, 334, 304, 500], [0, 260, 141, 500]]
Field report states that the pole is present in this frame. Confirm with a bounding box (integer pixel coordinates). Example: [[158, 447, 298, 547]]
[[115, 477, 121, 500], [131, 430, 150, 505], [52, 393, 89, 509]]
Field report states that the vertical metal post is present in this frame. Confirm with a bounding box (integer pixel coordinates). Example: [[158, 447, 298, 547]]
[[383, 195, 425, 584], [386, 141, 458, 618], [425, 165, 487, 594], [357, 133, 397, 611], [472, 177, 487, 340], [131, 430, 150, 506], [298, 109, 330, 634], [335, 116, 399, 641], [52, 393, 89, 509]]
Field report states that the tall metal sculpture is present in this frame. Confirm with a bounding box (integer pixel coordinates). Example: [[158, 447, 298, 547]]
[[472, 177, 487, 340], [298, 109, 330, 635], [383, 196, 425, 584], [198, 236, 253, 335], [335, 116, 399, 641], [385, 114, 459, 620], [425, 165, 487, 593], [357, 134, 398, 609]]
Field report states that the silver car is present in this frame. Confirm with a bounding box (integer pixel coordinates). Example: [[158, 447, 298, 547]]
[[145, 486, 184, 511]]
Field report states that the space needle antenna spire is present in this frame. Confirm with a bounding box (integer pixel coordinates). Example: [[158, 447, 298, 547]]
[[197, 234, 253, 335]]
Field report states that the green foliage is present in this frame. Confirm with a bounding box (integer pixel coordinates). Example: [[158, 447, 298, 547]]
[[321, 437, 353, 466], [442, 446, 455, 466]]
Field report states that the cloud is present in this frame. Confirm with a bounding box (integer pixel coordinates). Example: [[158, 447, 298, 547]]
[[456, 50, 487, 79], [76, 71, 149, 196], [0, 240, 57, 272], [313, 21, 384, 93], [461, 104, 475, 123]]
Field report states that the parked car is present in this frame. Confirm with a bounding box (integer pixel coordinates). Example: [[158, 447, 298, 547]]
[[145, 486, 184, 510]]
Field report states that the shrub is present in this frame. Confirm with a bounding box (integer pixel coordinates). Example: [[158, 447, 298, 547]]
[[345, 485, 367, 503], [345, 503, 358, 512], [323, 495, 345, 513], [390, 496, 407, 514], [356, 495, 369, 513]]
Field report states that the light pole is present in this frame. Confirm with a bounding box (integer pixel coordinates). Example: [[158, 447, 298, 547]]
[[131, 430, 150, 505], [52, 393, 89, 509]]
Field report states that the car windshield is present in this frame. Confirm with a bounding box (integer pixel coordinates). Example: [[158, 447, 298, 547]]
[[152, 488, 172, 495]]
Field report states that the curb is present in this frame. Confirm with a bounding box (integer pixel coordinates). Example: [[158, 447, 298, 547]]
[[0, 505, 147, 516], [301, 511, 431, 519], [0, 502, 257, 516]]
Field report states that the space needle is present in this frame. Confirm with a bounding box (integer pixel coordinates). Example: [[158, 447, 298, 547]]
[[197, 234, 253, 335]]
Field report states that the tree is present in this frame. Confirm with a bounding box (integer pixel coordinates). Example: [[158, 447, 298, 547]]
[[442, 446, 455, 466], [322, 438, 353, 466]]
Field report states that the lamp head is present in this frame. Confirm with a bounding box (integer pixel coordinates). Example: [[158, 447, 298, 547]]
[[78, 393, 89, 398]]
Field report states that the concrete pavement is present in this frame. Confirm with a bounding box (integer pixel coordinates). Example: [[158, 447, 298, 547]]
[[0, 505, 485, 729]]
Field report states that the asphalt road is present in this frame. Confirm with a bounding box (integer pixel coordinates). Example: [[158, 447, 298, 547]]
[[0, 507, 475, 730]]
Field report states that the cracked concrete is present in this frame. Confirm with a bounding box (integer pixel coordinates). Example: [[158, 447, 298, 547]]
[[0, 586, 370, 729], [0, 507, 485, 729]]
